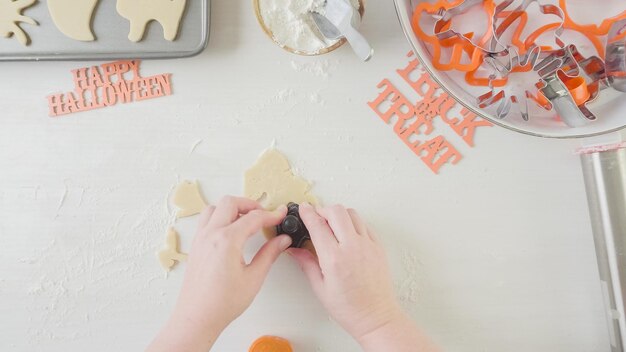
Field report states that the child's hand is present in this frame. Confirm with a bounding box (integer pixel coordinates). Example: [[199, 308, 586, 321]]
[[289, 204, 440, 352], [149, 197, 290, 352]]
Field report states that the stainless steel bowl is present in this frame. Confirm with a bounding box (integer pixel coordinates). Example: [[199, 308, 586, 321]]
[[393, 0, 626, 138]]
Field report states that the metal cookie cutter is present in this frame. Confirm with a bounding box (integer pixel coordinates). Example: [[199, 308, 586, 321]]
[[412, 0, 486, 72], [540, 71, 596, 127], [475, 0, 569, 120], [433, 0, 510, 58], [606, 18, 626, 92], [276, 203, 311, 248], [534, 45, 608, 127], [484, 0, 566, 76], [476, 75, 533, 120]]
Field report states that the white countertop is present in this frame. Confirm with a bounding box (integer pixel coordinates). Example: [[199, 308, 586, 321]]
[[0, 1, 616, 351]]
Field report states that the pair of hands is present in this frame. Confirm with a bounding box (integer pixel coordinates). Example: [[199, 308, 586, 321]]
[[148, 196, 438, 352]]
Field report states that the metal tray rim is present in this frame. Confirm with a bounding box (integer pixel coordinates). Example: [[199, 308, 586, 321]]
[[0, 0, 211, 62]]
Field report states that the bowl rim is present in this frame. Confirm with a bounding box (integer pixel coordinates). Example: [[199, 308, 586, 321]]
[[253, 0, 366, 56]]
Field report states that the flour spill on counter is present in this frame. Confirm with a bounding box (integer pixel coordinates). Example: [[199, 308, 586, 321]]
[[290, 59, 340, 78], [18, 188, 173, 346], [236, 88, 328, 121], [396, 250, 424, 305]]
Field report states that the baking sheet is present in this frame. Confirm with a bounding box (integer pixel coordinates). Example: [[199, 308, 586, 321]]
[[0, 0, 210, 61]]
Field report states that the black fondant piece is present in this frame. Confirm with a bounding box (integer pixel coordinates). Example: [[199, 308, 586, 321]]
[[276, 203, 311, 248]]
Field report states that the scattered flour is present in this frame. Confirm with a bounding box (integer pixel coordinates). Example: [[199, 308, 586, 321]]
[[290, 59, 340, 78], [276, 88, 296, 102], [396, 250, 423, 305]]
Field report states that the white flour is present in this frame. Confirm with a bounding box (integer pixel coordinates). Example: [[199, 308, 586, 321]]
[[259, 0, 360, 54]]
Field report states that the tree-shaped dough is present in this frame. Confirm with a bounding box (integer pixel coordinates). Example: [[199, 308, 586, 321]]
[[0, 0, 38, 46]]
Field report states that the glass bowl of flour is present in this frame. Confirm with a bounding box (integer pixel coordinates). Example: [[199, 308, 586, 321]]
[[254, 0, 364, 55]]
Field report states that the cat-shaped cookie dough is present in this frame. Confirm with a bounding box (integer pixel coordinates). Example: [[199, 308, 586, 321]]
[[116, 0, 187, 42], [47, 0, 99, 41]]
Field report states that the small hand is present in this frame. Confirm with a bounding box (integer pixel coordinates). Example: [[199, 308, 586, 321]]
[[148, 196, 291, 352]]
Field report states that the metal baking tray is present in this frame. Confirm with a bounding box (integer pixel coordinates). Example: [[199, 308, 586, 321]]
[[0, 0, 210, 61]]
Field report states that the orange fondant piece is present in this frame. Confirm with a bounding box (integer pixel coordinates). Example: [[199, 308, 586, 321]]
[[249, 336, 293, 352], [47, 60, 173, 117]]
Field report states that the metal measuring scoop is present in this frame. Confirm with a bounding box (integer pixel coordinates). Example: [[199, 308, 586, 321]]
[[606, 19, 626, 92], [311, 0, 373, 61]]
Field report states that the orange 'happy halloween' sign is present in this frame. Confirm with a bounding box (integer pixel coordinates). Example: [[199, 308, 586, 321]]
[[47, 60, 172, 117]]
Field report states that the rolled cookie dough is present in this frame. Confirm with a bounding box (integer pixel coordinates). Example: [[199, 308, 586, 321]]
[[244, 149, 318, 211], [158, 228, 187, 272], [244, 149, 318, 253], [47, 0, 99, 41], [116, 0, 187, 42], [173, 180, 207, 219]]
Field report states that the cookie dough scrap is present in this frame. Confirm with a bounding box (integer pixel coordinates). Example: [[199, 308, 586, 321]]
[[116, 0, 187, 42], [47, 0, 99, 41], [173, 180, 207, 219], [0, 0, 38, 46], [244, 149, 318, 211], [158, 228, 188, 272]]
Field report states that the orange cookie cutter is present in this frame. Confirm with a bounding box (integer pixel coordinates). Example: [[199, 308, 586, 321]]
[[466, 9, 542, 87], [559, 0, 626, 36], [533, 74, 590, 108], [412, 0, 497, 72], [412, 0, 616, 120], [468, 0, 567, 87], [526, 2, 626, 59], [525, 22, 606, 59]]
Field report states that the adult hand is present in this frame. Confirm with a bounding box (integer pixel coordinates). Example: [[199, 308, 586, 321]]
[[148, 196, 291, 352], [288, 204, 440, 352]]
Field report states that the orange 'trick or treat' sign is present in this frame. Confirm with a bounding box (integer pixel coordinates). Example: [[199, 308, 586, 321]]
[[249, 336, 293, 352], [47, 60, 172, 117], [368, 52, 493, 174]]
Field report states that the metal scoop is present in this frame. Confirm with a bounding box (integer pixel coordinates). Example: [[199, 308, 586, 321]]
[[311, 0, 373, 61]]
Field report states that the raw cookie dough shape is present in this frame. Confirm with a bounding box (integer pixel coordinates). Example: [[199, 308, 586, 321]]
[[116, 0, 187, 42], [47, 0, 99, 41], [244, 149, 318, 254], [0, 0, 38, 46], [158, 228, 188, 272], [173, 180, 207, 219], [244, 149, 318, 211]]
